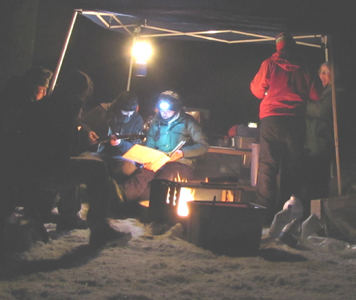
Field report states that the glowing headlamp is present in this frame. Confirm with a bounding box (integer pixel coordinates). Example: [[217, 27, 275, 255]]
[[158, 101, 171, 110]]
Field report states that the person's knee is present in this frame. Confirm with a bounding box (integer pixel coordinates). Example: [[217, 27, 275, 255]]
[[121, 161, 137, 176], [87, 159, 109, 176]]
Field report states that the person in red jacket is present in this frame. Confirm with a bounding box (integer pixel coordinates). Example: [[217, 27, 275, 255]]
[[250, 32, 319, 223]]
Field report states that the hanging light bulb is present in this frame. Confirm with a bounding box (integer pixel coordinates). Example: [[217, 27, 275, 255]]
[[132, 41, 152, 62], [132, 41, 152, 77]]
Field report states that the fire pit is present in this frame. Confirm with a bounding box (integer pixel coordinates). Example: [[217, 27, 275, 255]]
[[141, 179, 266, 256], [146, 179, 245, 225], [187, 201, 266, 256]]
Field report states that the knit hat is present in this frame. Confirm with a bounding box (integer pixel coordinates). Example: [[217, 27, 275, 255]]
[[113, 91, 139, 112], [157, 90, 182, 111], [22, 66, 53, 88], [275, 32, 296, 52]]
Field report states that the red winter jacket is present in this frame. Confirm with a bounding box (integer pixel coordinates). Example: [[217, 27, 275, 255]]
[[250, 51, 319, 119]]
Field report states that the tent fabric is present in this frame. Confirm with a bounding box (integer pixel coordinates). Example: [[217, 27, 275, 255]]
[[77, 0, 354, 44]]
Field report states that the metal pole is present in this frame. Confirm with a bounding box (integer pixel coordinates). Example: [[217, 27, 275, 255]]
[[126, 36, 138, 91], [327, 35, 342, 195], [322, 36, 335, 180], [322, 35, 328, 62], [48, 9, 80, 95]]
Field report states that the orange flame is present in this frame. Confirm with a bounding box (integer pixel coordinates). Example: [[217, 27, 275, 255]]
[[177, 187, 195, 217], [168, 173, 195, 217]]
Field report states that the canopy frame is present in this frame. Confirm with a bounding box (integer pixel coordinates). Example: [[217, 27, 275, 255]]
[[80, 10, 323, 47]]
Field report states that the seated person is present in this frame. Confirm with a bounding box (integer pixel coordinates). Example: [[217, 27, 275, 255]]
[[16, 70, 129, 247], [1, 66, 53, 263], [113, 90, 209, 208], [80, 91, 144, 182], [80, 90, 143, 151]]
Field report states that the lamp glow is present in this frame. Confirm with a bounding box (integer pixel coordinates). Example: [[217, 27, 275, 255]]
[[132, 41, 152, 62]]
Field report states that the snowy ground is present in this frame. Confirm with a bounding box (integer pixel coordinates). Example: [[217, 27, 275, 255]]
[[2, 215, 356, 300]]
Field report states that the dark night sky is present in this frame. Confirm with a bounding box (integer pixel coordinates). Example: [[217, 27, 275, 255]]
[[32, 1, 355, 142]]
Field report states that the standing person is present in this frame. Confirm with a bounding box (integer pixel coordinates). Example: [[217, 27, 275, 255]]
[[18, 70, 130, 247], [113, 90, 209, 206], [301, 62, 344, 218], [79, 90, 144, 183], [250, 32, 319, 223]]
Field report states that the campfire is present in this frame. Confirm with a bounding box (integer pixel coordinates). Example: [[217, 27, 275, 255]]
[[140, 176, 266, 256], [174, 185, 195, 217], [146, 177, 244, 224]]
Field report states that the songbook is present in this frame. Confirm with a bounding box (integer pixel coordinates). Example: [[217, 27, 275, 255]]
[[122, 141, 186, 172]]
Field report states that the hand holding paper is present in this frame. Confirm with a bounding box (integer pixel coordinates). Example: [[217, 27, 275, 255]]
[[169, 150, 183, 162], [122, 141, 186, 172], [143, 161, 154, 171]]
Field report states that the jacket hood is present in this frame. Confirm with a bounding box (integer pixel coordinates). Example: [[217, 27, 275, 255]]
[[271, 52, 300, 72]]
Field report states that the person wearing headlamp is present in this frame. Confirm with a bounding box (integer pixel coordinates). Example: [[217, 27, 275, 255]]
[[113, 90, 209, 204], [146, 91, 209, 168]]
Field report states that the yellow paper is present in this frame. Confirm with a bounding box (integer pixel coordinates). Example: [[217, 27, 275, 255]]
[[122, 144, 170, 172]]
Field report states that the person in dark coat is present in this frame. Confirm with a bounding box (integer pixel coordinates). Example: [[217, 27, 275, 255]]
[[0, 66, 53, 187], [80, 90, 143, 151], [301, 62, 345, 218], [0, 66, 53, 146], [79, 91, 144, 183], [17, 70, 130, 247], [0, 67, 53, 264]]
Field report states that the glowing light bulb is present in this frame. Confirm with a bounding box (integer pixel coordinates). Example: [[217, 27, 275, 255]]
[[132, 41, 152, 62]]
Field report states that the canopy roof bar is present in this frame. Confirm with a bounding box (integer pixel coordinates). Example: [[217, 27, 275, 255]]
[[81, 10, 322, 47], [294, 41, 321, 48], [109, 24, 138, 29]]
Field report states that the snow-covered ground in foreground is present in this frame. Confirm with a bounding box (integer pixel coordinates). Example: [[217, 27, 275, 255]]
[[1, 217, 356, 300]]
